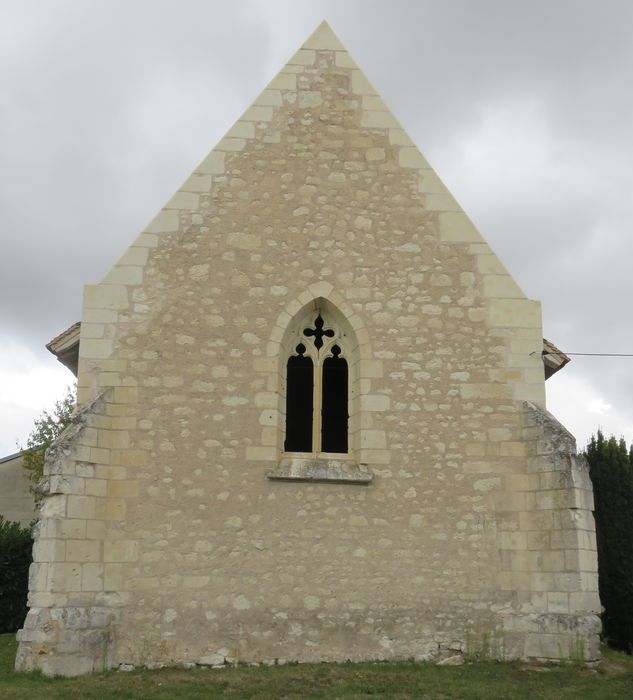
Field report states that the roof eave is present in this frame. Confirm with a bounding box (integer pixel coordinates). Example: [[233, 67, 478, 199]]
[[46, 322, 81, 377], [542, 338, 571, 380]]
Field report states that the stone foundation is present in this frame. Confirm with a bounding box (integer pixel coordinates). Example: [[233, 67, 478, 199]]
[[16, 607, 114, 676]]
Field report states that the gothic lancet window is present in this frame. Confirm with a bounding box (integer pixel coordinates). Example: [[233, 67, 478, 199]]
[[284, 344, 313, 452], [284, 312, 349, 455]]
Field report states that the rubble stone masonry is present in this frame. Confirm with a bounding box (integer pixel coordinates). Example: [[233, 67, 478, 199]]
[[16, 23, 600, 675]]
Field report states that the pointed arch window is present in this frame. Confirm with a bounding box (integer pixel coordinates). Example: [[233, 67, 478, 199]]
[[284, 312, 349, 455], [267, 300, 373, 484]]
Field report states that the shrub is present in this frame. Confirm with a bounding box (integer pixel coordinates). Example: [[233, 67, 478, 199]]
[[586, 432, 633, 652], [0, 517, 33, 633], [22, 385, 75, 502]]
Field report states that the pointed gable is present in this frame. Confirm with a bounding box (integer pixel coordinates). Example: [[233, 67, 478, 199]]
[[81, 20, 544, 409]]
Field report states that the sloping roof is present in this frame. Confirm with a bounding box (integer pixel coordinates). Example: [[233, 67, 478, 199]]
[[542, 338, 571, 379], [0, 451, 23, 465], [46, 321, 80, 377]]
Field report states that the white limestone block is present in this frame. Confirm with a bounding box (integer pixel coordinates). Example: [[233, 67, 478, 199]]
[[335, 51, 357, 68], [362, 95, 388, 111], [483, 275, 525, 299], [132, 233, 159, 248], [268, 73, 296, 91], [477, 254, 508, 275], [226, 121, 256, 138], [115, 247, 149, 267], [165, 192, 199, 210], [217, 138, 246, 152], [83, 284, 129, 310], [352, 70, 376, 95], [424, 193, 461, 211], [102, 267, 143, 286], [80, 339, 113, 360], [197, 151, 225, 175], [398, 147, 429, 169], [144, 210, 179, 233], [389, 129, 414, 146], [288, 49, 316, 65], [488, 299, 541, 328], [302, 22, 346, 50], [242, 105, 274, 122], [417, 171, 446, 194], [438, 212, 483, 243], [360, 394, 391, 412], [254, 90, 282, 107]]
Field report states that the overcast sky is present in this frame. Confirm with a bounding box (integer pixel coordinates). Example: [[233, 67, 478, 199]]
[[1, 0, 632, 456]]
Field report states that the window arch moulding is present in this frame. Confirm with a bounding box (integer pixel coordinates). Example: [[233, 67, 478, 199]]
[[263, 296, 383, 485]]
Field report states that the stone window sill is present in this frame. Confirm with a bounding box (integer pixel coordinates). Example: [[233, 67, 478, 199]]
[[267, 457, 373, 484]]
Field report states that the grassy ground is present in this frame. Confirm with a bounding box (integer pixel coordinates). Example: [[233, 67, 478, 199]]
[[1, 633, 632, 699]]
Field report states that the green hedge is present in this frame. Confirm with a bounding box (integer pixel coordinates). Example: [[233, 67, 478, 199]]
[[0, 517, 33, 633], [586, 432, 633, 652]]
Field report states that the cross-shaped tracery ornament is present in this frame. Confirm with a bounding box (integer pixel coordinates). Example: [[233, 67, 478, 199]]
[[303, 314, 334, 351]]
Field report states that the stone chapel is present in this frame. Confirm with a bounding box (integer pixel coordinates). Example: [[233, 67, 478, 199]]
[[16, 22, 601, 676]]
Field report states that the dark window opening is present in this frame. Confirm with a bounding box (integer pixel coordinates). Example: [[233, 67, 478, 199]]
[[321, 345, 348, 453], [284, 347, 313, 452]]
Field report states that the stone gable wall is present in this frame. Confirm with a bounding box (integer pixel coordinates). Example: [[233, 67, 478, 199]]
[[16, 24, 599, 675]]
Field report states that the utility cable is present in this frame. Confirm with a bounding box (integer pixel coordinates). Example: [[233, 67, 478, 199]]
[[536, 351, 633, 357]]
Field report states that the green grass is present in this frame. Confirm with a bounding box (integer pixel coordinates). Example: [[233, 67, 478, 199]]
[[1, 633, 632, 699]]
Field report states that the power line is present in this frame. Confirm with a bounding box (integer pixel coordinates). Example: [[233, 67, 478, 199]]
[[539, 351, 633, 358]]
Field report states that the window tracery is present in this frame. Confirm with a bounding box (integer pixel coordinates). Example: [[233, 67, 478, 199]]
[[284, 311, 349, 455]]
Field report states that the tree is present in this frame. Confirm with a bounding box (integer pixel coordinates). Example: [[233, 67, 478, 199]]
[[21, 385, 76, 500], [0, 517, 33, 632], [585, 431, 633, 652]]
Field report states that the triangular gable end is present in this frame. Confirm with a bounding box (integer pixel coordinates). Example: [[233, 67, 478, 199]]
[[79, 20, 544, 408]]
